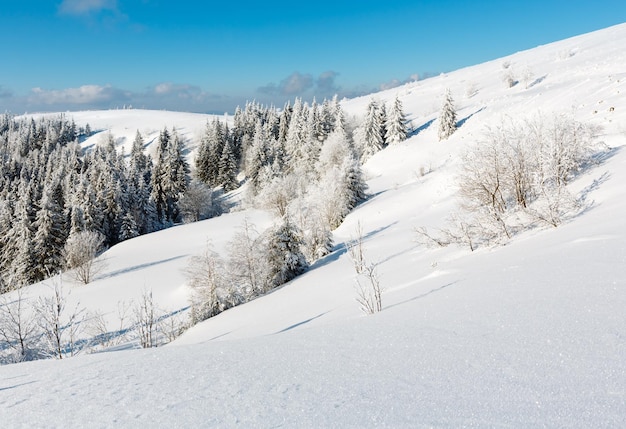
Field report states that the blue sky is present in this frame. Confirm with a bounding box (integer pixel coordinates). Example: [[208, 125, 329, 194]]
[[2, 0, 626, 114]]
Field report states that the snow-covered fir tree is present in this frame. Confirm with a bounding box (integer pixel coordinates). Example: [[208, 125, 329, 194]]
[[385, 95, 409, 144], [151, 127, 190, 225], [195, 119, 226, 187], [378, 102, 388, 147], [32, 180, 67, 280], [438, 88, 457, 141], [358, 98, 385, 161], [264, 218, 308, 289], [218, 138, 238, 192]]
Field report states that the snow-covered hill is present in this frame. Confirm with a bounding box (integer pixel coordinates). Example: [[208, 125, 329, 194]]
[[28, 108, 220, 158], [2, 23, 626, 427]]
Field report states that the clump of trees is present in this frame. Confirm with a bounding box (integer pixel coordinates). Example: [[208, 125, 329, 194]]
[[353, 95, 410, 162], [0, 115, 199, 290], [418, 113, 604, 250], [185, 218, 307, 325], [184, 94, 408, 325]]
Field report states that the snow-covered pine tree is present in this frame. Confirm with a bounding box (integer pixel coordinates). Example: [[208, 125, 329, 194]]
[[0, 202, 13, 290], [151, 127, 170, 225], [195, 119, 225, 187], [32, 180, 67, 280], [118, 212, 139, 242], [218, 138, 238, 192], [385, 95, 409, 144], [310, 98, 325, 142], [130, 130, 149, 173], [127, 130, 156, 235], [151, 127, 189, 225], [277, 102, 292, 146], [340, 155, 368, 212], [316, 129, 352, 176], [438, 88, 457, 141], [264, 218, 308, 290], [319, 98, 334, 140], [359, 98, 384, 161], [166, 128, 190, 222], [378, 102, 388, 147], [284, 98, 307, 171], [5, 179, 37, 287], [244, 121, 272, 195]]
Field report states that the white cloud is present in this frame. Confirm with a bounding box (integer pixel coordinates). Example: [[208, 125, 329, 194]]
[[316, 71, 340, 96], [0, 82, 241, 114], [258, 72, 314, 96], [29, 84, 127, 105], [146, 82, 222, 103], [58, 0, 118, 15], [0, 86, 12, 99]]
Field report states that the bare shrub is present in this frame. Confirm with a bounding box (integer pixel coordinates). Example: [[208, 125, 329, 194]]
[[348, 222, 383, 314], [0, 287, 38, 363], [34, 281, 86, 359], [521, 65, 535, 89], [355, 263, 383, 315], [160, 310, 188, 343], [348, 221, 366, 274], [134, 289, 158, 348], [226, 219, 266, 301], [184, 244, 225, 324], [85, 301, 132, 350]]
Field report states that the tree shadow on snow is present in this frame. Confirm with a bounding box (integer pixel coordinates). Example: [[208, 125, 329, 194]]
[[0, 380, 37, 392], [528, 74, 547, 88], [384, 281, 458, 311], [456, 106, 486, 129], [97, 255, 189, 280], [275, 311, 330, 334], [575, 145, 621, 217], [309, 222, 398, 272], [410, 118, 435, 137]]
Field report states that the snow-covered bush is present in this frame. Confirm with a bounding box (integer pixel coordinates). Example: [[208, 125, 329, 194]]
[[420, 113, 604, 249], [63, 230, 108, 285], [179, 180, 220, 223]]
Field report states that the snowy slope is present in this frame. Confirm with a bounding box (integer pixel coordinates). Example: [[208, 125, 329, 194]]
[[2, 23, 626, 427]]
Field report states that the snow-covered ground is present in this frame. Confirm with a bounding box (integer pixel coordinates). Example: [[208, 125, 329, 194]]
[[2, 23, 626, 427]]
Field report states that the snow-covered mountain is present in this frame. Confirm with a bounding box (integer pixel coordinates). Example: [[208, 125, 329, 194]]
[[2, 23, 626, 427]]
